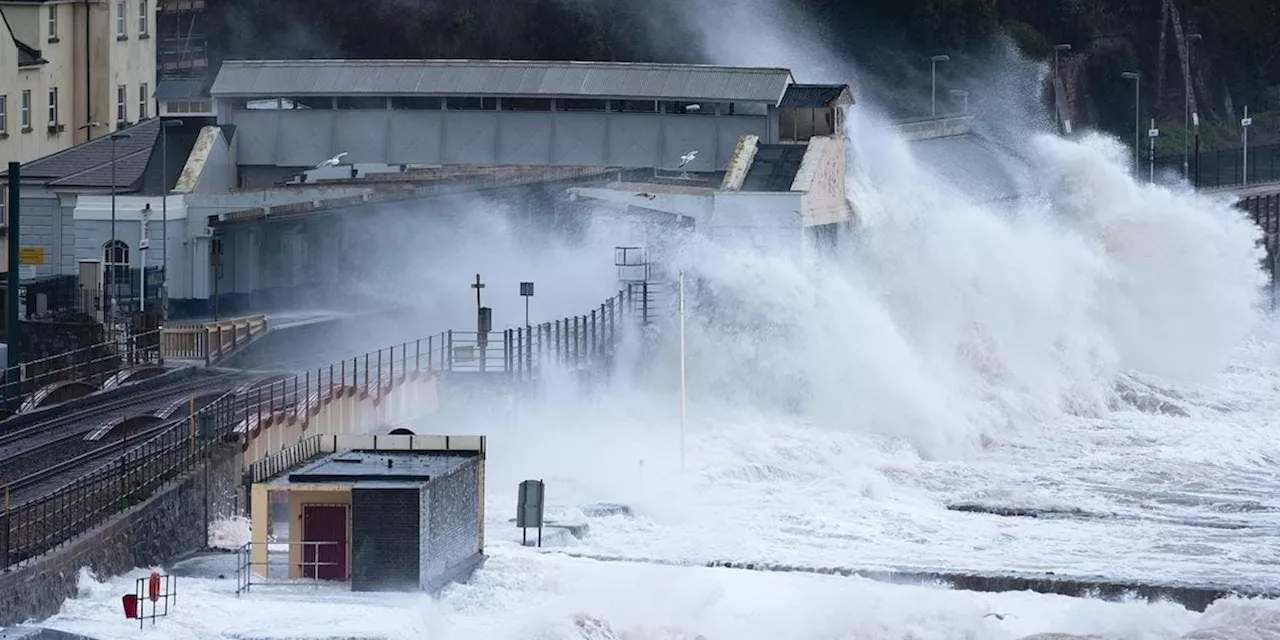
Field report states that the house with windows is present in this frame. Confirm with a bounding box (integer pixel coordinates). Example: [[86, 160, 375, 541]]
[[0, 0, 157, 167]]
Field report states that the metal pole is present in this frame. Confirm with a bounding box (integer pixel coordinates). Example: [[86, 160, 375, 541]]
[[161, 123, 168, 319], [678, 270, 686, 471], [6, 162, 21, 411], [1243, 106, 1251, 186], [1149, 119, 1157, 184], [1121, 72, 1141, 175]]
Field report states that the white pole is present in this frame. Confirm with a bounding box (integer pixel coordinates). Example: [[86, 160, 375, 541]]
[[1242, 106, 1251, 186], [678, 270, 686, 471]]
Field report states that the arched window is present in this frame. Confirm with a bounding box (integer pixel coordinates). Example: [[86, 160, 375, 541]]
[[103, 240, 131, 297]]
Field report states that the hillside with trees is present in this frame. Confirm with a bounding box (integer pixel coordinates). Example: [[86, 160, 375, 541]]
[[220, 0, 1278, 150]]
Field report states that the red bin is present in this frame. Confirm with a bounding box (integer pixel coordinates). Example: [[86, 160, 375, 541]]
[[121, 594, 138, 619]]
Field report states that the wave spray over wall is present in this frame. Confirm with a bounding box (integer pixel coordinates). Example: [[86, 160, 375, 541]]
[[458, 79, 1280, 640]]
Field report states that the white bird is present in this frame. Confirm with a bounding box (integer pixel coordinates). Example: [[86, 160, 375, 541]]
[[678, 150, 699, 168], [315, 152, 348, 168]]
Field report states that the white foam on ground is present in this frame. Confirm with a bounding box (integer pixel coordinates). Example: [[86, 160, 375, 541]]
[[37, 552, 1280, 640], [207, 516, 251, 552]]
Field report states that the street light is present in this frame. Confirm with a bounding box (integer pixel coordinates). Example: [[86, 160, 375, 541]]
[[949, 89, 969, 114], [77, 122, 106, 317], [1242, 106, 1253, 186], [1121, 72, 1141, 174], [1184, 33, 1202, 178], [107, 131, 132, 323], [1053, 44, 1072, 134], [159, 119, 184, 319], [930, 54, 951, 117]]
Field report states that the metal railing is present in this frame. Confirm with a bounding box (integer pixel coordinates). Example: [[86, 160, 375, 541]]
[[1155, 142, 1280, 189], [1240, 194, 1280, 308], [234, 540, 342, 595], [0, 286, 652, 569], [1, 327, 164, 415], [159, 315, 270, 363]]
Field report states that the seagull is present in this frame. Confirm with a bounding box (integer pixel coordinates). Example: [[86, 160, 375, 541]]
[[635, 192, 656, 200], [984, 613, 1015, 621], [685, 103, 701, 113], [315, 152, 348, 169], [678, 150, 699, 168]]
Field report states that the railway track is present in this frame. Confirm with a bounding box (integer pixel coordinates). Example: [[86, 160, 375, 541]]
[[1, 372, 302, 506], [0, 372, 249, 488]]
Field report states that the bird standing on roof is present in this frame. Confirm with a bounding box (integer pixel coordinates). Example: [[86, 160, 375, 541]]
[[316, 152, 348, 169]]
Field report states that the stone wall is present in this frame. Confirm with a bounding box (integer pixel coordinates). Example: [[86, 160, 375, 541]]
[[422, 456, 484, 593], [0, 445, 243, 627]]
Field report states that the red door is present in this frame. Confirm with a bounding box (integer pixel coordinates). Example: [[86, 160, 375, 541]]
[[302, 505, 348, 580]]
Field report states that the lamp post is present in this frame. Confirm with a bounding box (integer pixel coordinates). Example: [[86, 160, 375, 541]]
[[1183, 33, 1202, 178], [1053, 44, 1072, 133], [108, 131, 132, 324], [1121, 72, 1141, 175], [160, 119, 183, 320], [930, 54, 951, 117], [1242, 106, 1253, 186], [1148, 119, 1159, 184], [949, 89, 969, 114]]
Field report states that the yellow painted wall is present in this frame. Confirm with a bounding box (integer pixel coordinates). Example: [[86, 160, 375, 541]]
[[286, 487, 352, 580]]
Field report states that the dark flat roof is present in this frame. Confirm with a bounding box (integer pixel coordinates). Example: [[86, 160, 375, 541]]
[[286, 450, 473, 484]]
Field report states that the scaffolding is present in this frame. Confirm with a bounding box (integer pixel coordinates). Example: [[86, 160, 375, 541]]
[[158, 0, 209, 83]]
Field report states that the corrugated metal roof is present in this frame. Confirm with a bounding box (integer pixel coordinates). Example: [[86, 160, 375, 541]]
[[210, 59, 794, 104], [779, 84, 853, 109]]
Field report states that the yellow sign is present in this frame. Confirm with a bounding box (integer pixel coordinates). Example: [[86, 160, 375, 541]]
[[18, 247, 45, 265]]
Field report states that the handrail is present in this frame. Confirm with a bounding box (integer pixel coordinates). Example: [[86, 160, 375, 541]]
[[160, 314, 270, 362]]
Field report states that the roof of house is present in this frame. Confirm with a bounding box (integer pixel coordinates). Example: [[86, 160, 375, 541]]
[[741, 144, 808, 191], [1, 119, 210, 193], [778, 84, 853, 109], [211, 59, 795, 104]]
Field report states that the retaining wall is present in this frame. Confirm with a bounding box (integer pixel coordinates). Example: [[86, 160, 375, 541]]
[[0, 445, 243, 627]]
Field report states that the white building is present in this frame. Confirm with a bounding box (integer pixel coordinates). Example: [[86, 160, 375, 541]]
[[0, 0, 158, 168]]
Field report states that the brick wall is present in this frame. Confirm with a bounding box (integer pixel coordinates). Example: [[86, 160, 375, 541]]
[[0, 445, 242, 626], [422, 456, 483, 592], [350, 487, 420, 592]]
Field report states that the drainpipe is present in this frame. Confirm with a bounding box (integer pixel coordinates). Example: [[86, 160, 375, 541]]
[[83, 0, 90, 140]]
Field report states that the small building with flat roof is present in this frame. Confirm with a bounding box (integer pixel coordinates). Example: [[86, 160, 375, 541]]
[[246, 434, 485, 593]]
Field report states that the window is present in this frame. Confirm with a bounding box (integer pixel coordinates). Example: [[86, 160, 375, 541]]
[[47, 87, 58, 125], [104, 240, 131, 299], [139, 83, 148, 119], [557, 98, 607, 112], [138, 0, 148, 35], [614, 99, 657, 113], [116, 85, 127, 123], [390, 97, 441, 110], [0, 95, 7, 135], [445, 97, 496, 111], [116, 0, 126, 37], [335, 96, 385, 110], [500, 98, 551, 111], [47, 5, 58, 39], [20, 90, 31, 130]]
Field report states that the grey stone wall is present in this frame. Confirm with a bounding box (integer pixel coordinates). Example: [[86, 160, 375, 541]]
[[422, 456, 483, 592], [0, 445, 243, 627]]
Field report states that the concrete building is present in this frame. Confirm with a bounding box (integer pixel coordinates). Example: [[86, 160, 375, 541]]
[[209, 59, 796, 186], [247, 435, 486, 593], [0, 0, 158, 167]]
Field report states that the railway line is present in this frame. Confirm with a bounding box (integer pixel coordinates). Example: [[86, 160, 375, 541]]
[[0, 370, 297, 505]]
